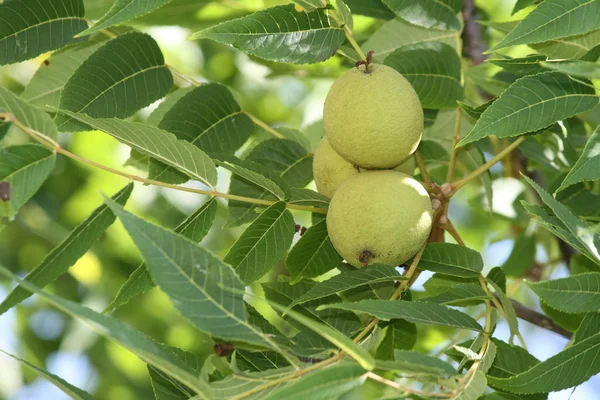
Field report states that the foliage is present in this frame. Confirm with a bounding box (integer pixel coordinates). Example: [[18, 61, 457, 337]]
[[0, 0, 599, 399]]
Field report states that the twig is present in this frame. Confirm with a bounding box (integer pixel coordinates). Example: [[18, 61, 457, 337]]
[[365, 372, 451, 398], [492, 296, 572, 339], [414, 150, 431, 185], [441, 218, 465, 245], [461, 0, 486, 65], [451, 137, 525, 194], [168, 64, 204, 87], [245, 111, 285, 139], [446, 108, 462, 183], [4, 113, 327, 214]]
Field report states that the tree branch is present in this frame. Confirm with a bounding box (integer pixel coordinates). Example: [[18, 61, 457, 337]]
[[461, 0, 486, 65], [493, 296, 573, 339]]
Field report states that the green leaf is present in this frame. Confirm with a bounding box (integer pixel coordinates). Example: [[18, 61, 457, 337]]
[[262, 364, 366, 400], [146, 87, 195, 127], [0, 86, 59, 140], [291, 265, 405, 306], [228, 139, 313, 227], [419, 243, 484, 277], [455, 370, 487, 400], [378, 350, 456, 375], [0, 265, 213, 399], [318, 300, 483, 331], [288, 189, 330, 208], [287, 220, 342, 284], [334, 0, 354, 32], [541, 60, 600, 79], [263, 281, 361, 338], [210, 367, 295, 399], [526, 272, 600, 313], [558, 126, 600, 191], [189, 5, 345, 64], [21, 40, 106, 111], [522, 174, 600, 264], [0, 145, 56, 219], [362, 18, 457, 61], [533, 30, 600, 59], [292, 0, 324, 12], [375, 320, 417, 359], [105, 198, 217, 313], [458, 72, 599, 146], [512, 0, 541, 14], [574, 312, 600, 343], [104, 198, 283, 350], [489, 0, 600, 52], [487, 279, 520, 345], [57, 31, 173, 131], [488, 331, 600, 393], [384, 41, 462, 109], [488, 55, 547, 76], [148, 347, 206, 400], [61, 112, 218, 188], [235, 350, 289, 372], [0, 0, 87, 65], [418, 283, 490, 305], [487, 338, 540, 379], [150, 84, 253, 183], [344, 0, 395, 19], [501, 232, 536, 277], [0, 349, 93, 400], [224, 202, 295, 284], [382, 0, 462, 31], [79, 0, 176, 36], [213, 155, 289, 200], [0, 184, 132, 315], [267, 299, 375, 370]]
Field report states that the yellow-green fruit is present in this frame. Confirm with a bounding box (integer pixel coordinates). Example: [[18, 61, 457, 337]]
[[326, 170, 432, 268], [313, 137, 416, 198], [323, 64, 423, 168]]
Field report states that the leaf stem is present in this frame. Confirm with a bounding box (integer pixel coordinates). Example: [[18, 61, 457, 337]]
[[324, 1, 366, 60], [244, 111, 285, 139], [451, 136, 526, 194], [6, 114, 327, 214], [446, 108, 462, 183], [167, 64, 204, 87], [441, 218, 464, 245]]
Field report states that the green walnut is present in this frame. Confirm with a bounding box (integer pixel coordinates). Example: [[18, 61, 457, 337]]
[[323, 63, 423, 169], [326, 170, 432, 268], [313, 136, 416, 199]]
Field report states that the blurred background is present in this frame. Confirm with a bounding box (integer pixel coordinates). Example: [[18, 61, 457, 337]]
[[0, 0, 598, 398]]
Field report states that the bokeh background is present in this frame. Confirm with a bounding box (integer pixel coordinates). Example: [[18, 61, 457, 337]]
[[1, 0, 598, 399]]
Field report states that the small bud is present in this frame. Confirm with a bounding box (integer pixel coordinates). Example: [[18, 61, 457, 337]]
[[431, 198, 442, 210], [213, 343, 234, 357], [0, 182, 9, 201], [440, 183, 452, 197], [439, 215, 448, 225]]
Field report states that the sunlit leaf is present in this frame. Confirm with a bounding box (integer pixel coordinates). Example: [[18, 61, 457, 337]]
[[455, 370, 487, 400], [0, 184, 133, 315], [189, 5, 345, 64], [541, 60, 600, 79], [0, 86, 59, 140], [418, 283, 490, 305], [0, 0, 87, 65]]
